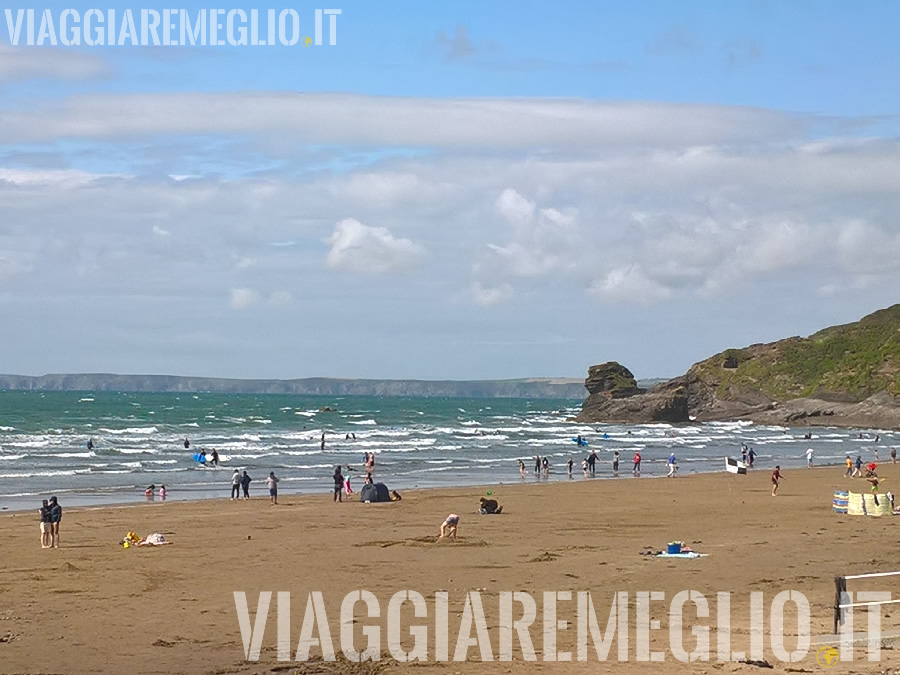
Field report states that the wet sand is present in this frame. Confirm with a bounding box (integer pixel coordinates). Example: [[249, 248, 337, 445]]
[[2, 463, 900, 674]]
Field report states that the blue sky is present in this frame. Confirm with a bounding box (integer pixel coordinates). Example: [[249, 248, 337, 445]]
[[1, 1, 899, 380]]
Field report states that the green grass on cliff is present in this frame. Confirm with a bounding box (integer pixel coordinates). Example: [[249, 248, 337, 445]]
[[693, 305, 900, 401]]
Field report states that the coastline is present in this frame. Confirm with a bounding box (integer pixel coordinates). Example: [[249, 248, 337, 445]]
[[0, 455, 855, 514], [4, 464, 900, 673]]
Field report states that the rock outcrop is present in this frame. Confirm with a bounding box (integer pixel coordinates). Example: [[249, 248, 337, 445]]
[[577, 304, 900, 429]]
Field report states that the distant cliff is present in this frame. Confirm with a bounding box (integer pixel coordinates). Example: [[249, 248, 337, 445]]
[[0, 373, 586, 399], [577, 304, 900, 429]]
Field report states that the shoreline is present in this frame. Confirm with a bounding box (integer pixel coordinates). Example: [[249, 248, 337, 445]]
[[0, 456, 869, 516]]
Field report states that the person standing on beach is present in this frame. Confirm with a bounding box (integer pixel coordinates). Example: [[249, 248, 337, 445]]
[[48, 496, 62, 548], [534, 455, 541, 474], [266, 472, 279, 505], [667, 452, 677, 477], [39, 499, 51, 548], [806, 447, 814, 468], [365, 452, 375, 475], [771, 465, 783, 496], [332, 465, 344, 502], [892, 447, 897, 464], [230, 469, 241, 499], [612, 451, 620, 477], [588, 449, 598, 476], [581, 457, 588, 477], [845, 456, 853, 477], [159, 485, 167, 500], [518, 459, 526, 477], [541, 456, 549, 476], [747, 447, 756, 468], [240, 471, 251, 499], [567, 457, 574, 478], [633, 451, 642, 476]]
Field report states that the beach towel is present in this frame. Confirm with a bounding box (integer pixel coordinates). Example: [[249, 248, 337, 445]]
[[654, 552, 708, 558]]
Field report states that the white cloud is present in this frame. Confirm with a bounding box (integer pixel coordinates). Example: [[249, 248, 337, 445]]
[[0, 45, 107, 81], [229, 288, 260, 309], [470, 282, 514, 306], [326, 218, 425, 275], [588, 265, 672, 304], [0, 92, 806, 148], [152, 225, 170, 237]]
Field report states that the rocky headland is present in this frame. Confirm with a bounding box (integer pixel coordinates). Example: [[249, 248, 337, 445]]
[[576, 305, 900, 430]]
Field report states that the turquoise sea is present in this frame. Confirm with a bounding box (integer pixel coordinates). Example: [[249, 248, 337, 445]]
[[0, 390, 894, 511]]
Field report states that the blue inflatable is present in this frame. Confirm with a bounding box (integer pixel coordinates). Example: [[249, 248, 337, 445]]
[[571, 437, 589, 446], [192, 453, 206, 463]]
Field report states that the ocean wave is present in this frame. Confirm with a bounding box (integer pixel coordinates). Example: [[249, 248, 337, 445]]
[[99, 426, 159, 435]]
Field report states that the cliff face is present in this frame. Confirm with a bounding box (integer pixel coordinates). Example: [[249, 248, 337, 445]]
[[576, 305, 900, 429], [0, 374, 587, 399]]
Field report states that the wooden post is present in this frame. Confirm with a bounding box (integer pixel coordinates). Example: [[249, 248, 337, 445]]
[[833, 575, 847, 635]]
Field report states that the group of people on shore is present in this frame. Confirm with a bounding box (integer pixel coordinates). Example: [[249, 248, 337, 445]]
[[332, 452, 378, 502], [519, 450, 653, 478], [229, 469, 281, 504]]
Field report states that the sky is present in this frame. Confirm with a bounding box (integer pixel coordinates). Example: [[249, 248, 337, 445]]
[[1, 0, 899, 381]]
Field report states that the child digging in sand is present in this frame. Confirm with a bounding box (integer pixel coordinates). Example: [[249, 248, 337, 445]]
[[439, 514, 459, 540]]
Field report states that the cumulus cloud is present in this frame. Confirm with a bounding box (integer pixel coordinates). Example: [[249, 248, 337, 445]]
[[588, 265, 672, 304], [326, 218, 425, 275], [485, 189, 582, 278], [229, 288, 260, 309]]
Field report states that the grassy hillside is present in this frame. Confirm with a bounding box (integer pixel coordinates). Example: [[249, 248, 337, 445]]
[[691, 304, 900, 401]]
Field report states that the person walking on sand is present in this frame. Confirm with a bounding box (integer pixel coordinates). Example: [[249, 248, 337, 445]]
[[439, 514, 460, 541], [845, 456, 853, 477], [39, 499, 51, 548], [332, 465, 344, 502], [48, 496, 62, 548], [771, 465, 784, 496], [633, 451, 642, 476], [806, 447, 814, 468], [853, 455, 863, 477], [667, 452, 677, 477], [266, 472, 279, 505], [613, 450, 620, 477], [240, 471, 251, 499], [747, 447, 756, 468], [230, 469, 241, 499]]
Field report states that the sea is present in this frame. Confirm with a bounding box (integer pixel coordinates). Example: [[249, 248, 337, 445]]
[[0, 390, 895, 512]]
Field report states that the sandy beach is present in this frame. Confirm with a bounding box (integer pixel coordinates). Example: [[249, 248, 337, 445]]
[[3, 464, 900, 674]]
